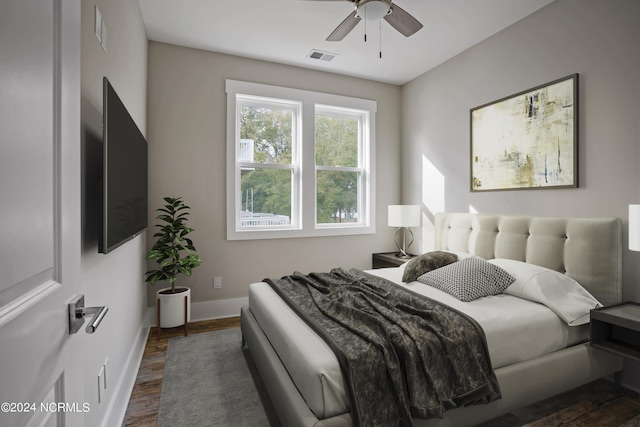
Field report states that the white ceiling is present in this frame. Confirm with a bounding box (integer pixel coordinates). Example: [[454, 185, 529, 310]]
[[138, 0, 554, 85]]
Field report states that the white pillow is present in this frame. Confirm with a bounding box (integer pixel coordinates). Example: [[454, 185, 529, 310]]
[[488, 258, 602, 326]]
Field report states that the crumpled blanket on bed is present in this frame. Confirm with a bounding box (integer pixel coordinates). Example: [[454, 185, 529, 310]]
[[265, 268, 501, 427]]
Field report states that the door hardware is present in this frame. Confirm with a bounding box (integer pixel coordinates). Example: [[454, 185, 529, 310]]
[[68, 295, 108, 334]]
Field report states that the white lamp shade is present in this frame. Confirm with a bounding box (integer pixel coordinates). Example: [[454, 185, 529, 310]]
[[388, 205, 420, 228], [630, 204, 640, 251]]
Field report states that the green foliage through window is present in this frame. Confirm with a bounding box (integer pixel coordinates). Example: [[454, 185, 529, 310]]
[[316, 170, 359, 223], [315, 114, 358, 167], [240, 168, 291, 221], [315, 110, 362, 224], [240, 105, 292, 164], [238, 101, 295, 224]]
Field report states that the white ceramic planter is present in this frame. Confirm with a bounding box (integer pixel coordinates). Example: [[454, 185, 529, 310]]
[[156, 286, 191, 328]]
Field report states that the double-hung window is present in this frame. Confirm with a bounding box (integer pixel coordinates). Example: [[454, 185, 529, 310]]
[[226, 80, 376, 240], [315, 106, 368, 226], [236, 97, 301, 230]]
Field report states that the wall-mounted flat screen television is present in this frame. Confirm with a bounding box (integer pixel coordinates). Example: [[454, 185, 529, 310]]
[[99, 77, 148, 254]]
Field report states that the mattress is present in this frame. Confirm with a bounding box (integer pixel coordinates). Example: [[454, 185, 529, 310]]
[[248, 267, 590, 420]]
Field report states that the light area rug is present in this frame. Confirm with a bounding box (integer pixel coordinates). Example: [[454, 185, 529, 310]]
[[157, 328, 281, 426]]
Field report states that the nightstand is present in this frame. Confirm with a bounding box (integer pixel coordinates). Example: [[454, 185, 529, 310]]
[[372, 252, 415, 269], [590, 301, 640, 385], [590, 302, 640, 362]]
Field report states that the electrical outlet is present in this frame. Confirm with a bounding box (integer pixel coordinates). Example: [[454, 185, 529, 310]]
[[97, 366, 104, 404], [214, 276, 222, 289], [103, 357, 109, 390]]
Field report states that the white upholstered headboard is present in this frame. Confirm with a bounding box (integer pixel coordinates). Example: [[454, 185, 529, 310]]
[[434, 213, 622, 306]]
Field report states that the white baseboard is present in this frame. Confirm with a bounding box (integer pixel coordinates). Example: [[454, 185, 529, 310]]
[[101, 323, 149, 427], [148, 296, 248, 326]]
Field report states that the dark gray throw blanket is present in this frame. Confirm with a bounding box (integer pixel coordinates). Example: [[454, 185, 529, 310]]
[[264, 268, 500, 427]]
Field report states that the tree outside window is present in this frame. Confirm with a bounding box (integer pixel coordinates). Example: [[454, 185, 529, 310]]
[[239, 104, 295, 227], [315, 110, 363, 225]]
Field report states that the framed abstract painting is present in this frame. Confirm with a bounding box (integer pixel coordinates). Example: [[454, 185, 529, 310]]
[[470, 74, 578, 192]]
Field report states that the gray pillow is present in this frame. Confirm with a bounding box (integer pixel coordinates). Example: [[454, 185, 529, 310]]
[[402, 251, 458, 283], [416, 257, 515, 302]]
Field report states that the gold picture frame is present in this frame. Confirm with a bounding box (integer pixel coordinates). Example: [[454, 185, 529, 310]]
[[470, 74, 578, 192]]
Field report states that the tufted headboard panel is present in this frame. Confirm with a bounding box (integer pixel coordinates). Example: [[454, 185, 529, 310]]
[[434, 213, 622, 306]]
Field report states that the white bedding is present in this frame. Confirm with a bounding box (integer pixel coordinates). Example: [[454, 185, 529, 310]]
[[248, 267, 590, 420]]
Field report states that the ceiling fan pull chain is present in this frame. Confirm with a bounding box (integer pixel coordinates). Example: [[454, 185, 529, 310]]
[[364, 7, 367, 42], [379, 19, 382, 58]]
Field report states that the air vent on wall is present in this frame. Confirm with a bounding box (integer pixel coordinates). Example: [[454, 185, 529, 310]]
[[307, 49, 337, 62]]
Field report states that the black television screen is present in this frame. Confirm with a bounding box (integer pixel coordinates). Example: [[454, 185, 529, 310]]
[[99, 77, 148, 254]]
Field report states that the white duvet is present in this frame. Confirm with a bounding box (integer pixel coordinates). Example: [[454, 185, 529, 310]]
[[248, 267, 589, 420]]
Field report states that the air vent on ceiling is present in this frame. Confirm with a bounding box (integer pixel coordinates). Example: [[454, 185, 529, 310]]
[[307, 49, 337, 62]]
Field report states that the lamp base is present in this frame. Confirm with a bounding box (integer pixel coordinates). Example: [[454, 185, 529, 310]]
[[394, 252, 413, 259], [394, 227, 414, 259]]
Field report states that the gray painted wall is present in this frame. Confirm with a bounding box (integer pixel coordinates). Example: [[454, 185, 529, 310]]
[[146, 42, 402, 305], [80, 0, 149, 424], [401, 0, 640, 389]]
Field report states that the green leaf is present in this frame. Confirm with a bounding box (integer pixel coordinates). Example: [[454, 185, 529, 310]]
[[144, 196, 201, 285]]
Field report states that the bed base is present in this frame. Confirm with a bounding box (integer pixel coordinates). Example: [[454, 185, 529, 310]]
[[241, 306, 622, 427], [241, 306, 351, 427]]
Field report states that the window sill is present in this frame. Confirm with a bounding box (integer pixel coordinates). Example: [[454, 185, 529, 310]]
[[226, 224, 376, 241]]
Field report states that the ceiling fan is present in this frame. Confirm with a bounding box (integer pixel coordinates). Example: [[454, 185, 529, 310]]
[[307, 0, 423, 42]]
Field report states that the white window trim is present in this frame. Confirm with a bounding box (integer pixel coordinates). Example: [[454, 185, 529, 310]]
[[226, 79, 376, 241]]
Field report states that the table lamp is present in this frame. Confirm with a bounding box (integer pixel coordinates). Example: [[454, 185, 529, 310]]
[[388, 205, 420, 258]]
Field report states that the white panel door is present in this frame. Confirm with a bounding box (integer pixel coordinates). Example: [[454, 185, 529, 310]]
[[0, 0, 84, 426]]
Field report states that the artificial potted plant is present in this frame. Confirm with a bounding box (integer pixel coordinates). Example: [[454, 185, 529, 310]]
[[145, 197, 202, 328]]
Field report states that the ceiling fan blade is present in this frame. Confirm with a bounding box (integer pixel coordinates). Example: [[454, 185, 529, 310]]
[[383, 3, 423, 37], [327, 10, 361, 41]]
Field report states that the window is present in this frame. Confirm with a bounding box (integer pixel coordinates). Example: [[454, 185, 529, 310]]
[[237, 97, 300, 230], [226, 80, 376, 240], [315, 106, 367, 226]]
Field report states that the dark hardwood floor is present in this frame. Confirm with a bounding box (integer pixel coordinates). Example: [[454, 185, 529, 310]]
[[481, 380, 640, 426], [123, 318, 640, 426]]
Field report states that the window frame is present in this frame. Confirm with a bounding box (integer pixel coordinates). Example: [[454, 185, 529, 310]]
[[226, 79, 376, 241], [314, 105, 370, 228], [236, 96, 301, 231]]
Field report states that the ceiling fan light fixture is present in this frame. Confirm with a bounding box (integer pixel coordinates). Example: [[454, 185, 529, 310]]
[[356, 0, 391, 21]]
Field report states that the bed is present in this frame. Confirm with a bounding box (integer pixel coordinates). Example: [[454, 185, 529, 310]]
[[240, 212, 624, 426]]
